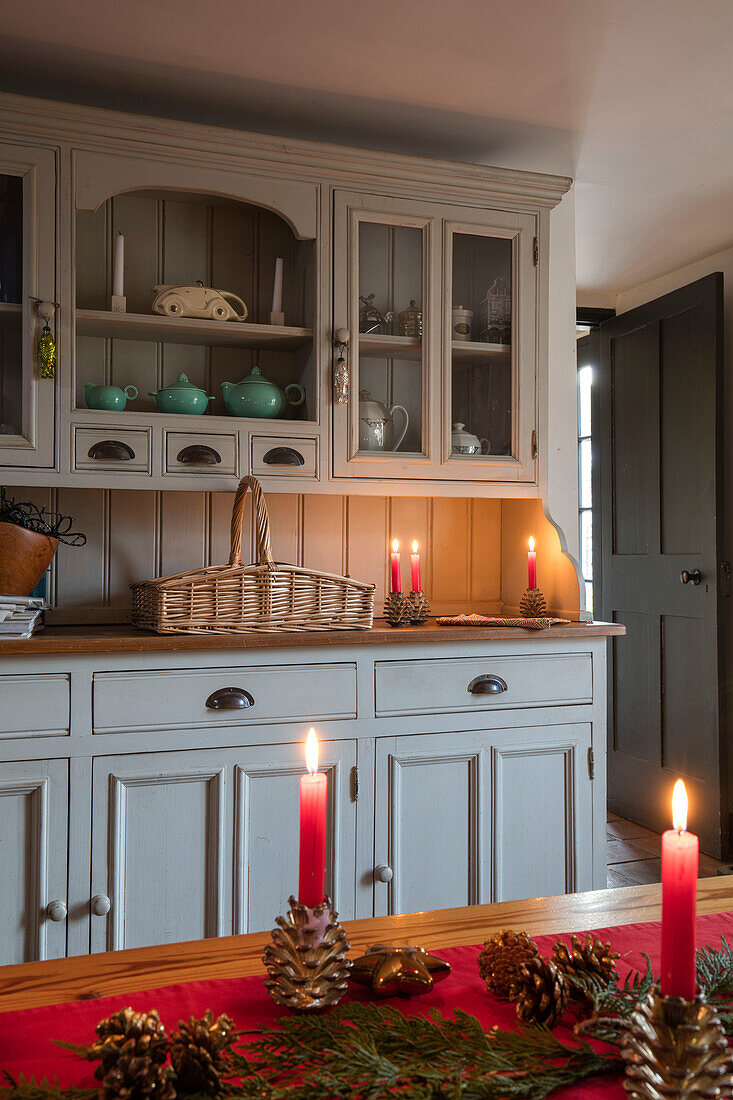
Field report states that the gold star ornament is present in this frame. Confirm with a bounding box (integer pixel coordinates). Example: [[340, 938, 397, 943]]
[[349, 944, 452, 997]]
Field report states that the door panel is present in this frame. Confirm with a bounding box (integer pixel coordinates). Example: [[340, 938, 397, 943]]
[[0, 142, 56, 469], [92, 752, 228, 952], [492, 724, 592, 901], [374, 723, 593, 916], [233, 740, 356, 933], [597, 274, 725, 854], [0, 759, 68, 964]]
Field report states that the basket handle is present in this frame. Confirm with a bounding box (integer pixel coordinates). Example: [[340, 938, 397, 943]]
[[229, 475, 274, 567]]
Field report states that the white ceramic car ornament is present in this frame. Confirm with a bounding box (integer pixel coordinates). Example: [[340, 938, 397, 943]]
[[151, 281, 248, 322]]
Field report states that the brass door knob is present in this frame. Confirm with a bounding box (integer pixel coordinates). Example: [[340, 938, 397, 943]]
[[680, 569, 702, 585]]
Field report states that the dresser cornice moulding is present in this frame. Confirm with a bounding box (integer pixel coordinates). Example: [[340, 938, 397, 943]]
[[0, 91, 572, 211]]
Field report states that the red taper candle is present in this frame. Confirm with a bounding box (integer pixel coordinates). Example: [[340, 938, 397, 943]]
[[410, 540, 421, 592], [528, 536, 537, 589], [390, 539, 401, 594], [298, 728, 327, 908], [661, 780, 698, 999]]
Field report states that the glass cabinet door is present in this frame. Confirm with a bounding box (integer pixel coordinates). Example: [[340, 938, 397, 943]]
[[0, 143, 56, 469], [333, 193, 436, 479], [444, 211, 537, 481]]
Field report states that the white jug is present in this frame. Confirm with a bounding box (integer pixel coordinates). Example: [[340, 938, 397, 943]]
[[451, 422, 490, 455], [359, 390, 409, 452]]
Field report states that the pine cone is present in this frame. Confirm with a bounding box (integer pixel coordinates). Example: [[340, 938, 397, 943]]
[[519, 589, 547, 617], [551, 934, 620, 987], [101, 1053, 175, 1100], [514, 957, 569, 1028], [90, 1009, 168, 1075], [477, 929, 539, 999], [170, 1011, 235, 1096]]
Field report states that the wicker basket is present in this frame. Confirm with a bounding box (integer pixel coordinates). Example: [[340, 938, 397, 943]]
[[131, 475, 375, 634]]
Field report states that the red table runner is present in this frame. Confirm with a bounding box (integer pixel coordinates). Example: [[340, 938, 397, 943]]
[[4, 911, 733, 1098]]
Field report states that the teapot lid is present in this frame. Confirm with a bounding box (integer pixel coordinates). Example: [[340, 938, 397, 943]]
[[241, 366, 270, 384], [162, 373, 204, 392]]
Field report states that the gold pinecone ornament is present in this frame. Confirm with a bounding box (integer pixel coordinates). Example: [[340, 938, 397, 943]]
[[384, 591, 410, 626], [170, 1011, 235, 1096], [514, 957, 569, 1028], [263, 895, 352, 1011], [101, 1055, 175, 1100], [90, 1009, 169, 1075], [519, 588, 547, 617], [622, 987, 733, 1099], [552, 934, 620, 992], [478, 929, 540, 1000]]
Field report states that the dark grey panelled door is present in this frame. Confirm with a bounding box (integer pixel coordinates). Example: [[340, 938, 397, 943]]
[[595, 274, 726, 857]]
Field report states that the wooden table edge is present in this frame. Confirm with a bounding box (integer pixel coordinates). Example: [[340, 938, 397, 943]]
[[1, 877, 731, 1013]]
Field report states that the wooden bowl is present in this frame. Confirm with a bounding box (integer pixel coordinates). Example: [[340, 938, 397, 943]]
[[0, 522, 58, 596]]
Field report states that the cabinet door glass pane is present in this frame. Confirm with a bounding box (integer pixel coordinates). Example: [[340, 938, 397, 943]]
[[450, 233, 512, 457], [357, 221, 424, 455], [0, 174, 23, 437]]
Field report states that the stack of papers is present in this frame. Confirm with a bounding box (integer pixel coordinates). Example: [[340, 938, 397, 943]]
[[0, 594, 47, 638]]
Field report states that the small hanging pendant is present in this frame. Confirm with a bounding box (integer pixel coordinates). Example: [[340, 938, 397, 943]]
[[38, 324, 56, 378]]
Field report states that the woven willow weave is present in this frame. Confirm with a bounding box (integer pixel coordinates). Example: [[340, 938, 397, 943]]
[[131, 475, 375, 634]]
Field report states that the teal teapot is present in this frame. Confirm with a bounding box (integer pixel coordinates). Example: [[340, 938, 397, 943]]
[[85, 382, 138, 411], [220, 366, 305, 419], [148, 373, 213, 415]]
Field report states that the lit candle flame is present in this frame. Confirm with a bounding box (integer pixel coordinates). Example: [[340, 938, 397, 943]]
[[528, 536, 535, 552], [391, 539, 399, 553], [411, 540, 418, 554], [305, 727, 319, 776], [672, 779, 688, 833]]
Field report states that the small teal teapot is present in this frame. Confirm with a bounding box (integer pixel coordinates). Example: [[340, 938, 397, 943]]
[[85, 382, 138, 411], [221, 366, 305, 419], [148, 373, 213, 415]]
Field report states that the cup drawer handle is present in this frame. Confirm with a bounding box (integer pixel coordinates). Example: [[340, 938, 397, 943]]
[[468, 674, 508, 695], [263, 446, 305, 466], [88, 439, 135, 461], [177, 444, 222, 465], [205, 687, 255, 710]]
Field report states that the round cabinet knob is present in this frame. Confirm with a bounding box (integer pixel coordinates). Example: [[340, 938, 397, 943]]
[[91, 894, 111, 916], [374, 865, 393, 883], [335, 327, 350, 345], [46, 900, 67, 922]]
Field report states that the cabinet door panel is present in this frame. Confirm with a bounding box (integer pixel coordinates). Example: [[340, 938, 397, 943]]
[[491, 723, 593, 901], [0, 142, 56, 468], [0, 759, 68, 964], [91, 751, 228, 953], [374, 731, 489, 917], [234, 740, 356, 933]]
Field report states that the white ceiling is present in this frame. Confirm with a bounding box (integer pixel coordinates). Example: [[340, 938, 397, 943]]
[[1, 0, 732, 298]]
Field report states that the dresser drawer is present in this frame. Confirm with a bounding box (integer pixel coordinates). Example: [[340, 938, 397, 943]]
[[74, 427, 151, 473], [164, 432, 238, 476], [0, 674, 70, 736], [250, 436, 318, 478], [92, 662, 357, 732], [374, 653, 593, 716]]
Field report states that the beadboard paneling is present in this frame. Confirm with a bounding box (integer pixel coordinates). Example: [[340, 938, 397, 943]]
[[10, 487, 579, 623]]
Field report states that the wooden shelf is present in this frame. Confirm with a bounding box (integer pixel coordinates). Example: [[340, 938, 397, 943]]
[[357, 334, 510, 363], [359, 333, 422, 360], [451, 340, 510, 362], [75, 310, 313, 351]]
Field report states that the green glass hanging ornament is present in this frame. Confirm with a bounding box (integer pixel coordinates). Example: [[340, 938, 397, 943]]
[[38, 323, 56, 378]]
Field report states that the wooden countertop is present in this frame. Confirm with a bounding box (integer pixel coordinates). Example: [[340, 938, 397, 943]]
[[0, 618, 624, 655], [0, 877, 729, 1012]]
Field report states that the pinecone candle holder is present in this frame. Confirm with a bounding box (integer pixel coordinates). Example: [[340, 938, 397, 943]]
[[622, 986, 733, 1099], [408, 590, 430, 625], [262, 895, 352, 1012], [384, 591, 410, 626], [519, 587, 547, 618]]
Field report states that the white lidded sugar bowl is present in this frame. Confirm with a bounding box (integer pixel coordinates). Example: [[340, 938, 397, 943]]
[[451, 422, 490, 455], [358, 390, 409, 452]]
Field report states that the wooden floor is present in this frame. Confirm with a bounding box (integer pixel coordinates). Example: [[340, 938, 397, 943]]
[[606, 812, 727, 886]]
